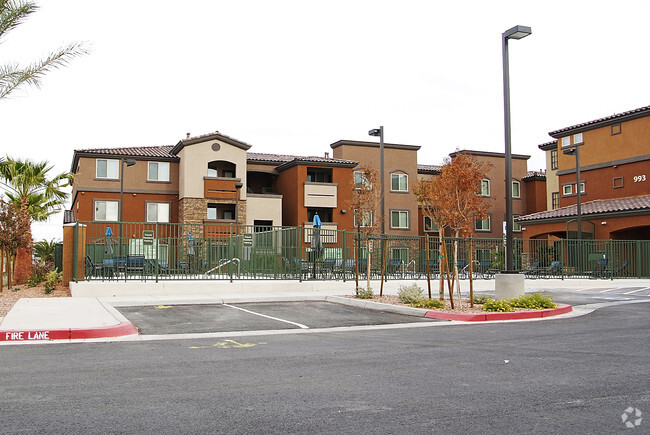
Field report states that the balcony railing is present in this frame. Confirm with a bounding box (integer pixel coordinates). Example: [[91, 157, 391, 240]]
[[304, 182, 337, 208], [204, 177, 241, 200]]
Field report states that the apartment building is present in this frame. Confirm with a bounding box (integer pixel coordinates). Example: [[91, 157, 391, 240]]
[[70, 132, 358, 236], [521, 104, 650, 240]]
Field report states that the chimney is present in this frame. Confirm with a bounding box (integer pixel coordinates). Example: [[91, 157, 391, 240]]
[[324, 152, 330, 158], [186, 132, 191, 139]]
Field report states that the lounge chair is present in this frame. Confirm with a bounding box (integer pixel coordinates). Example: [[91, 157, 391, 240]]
[[540, 261, 562, 277], [521, 261, 541, 278]]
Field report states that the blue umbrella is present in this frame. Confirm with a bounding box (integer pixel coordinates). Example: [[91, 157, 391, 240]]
[[105, 226, 113, 256], [311, 213, 322, 253]]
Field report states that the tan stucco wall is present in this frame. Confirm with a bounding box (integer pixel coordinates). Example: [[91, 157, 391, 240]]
[[246, 194, 283, 226], [177, 139, 247, 200]]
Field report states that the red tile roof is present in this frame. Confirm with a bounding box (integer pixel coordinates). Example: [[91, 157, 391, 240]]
[[517, 195, 650, 222], [549, 104, 650, 137], [74, 145, 176, 158]]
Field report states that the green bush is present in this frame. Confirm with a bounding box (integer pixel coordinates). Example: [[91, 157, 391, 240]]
[[44, 271, 62, 294], [413, 298, 445, 309], [398, 283, 424, 305], [510, 292, 556, 309], [482, 299, 513, 312], [473, 294, 491, 305], [355, 287, 374, 299]]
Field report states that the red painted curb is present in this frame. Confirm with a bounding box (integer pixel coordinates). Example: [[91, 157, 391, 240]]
[[0, 322, 139, 342], [424, 304, 572, 322]]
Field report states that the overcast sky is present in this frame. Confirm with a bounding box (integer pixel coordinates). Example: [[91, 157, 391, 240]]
[[1, 0, 648, 241]]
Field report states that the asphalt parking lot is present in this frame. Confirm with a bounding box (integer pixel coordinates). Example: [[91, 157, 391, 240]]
[[118, 301, 441, 335]]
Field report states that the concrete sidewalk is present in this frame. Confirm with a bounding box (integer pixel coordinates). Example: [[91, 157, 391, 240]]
[[1, 278, 648, 343]]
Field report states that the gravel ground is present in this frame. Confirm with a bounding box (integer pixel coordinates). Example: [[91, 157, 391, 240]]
[[0, 284, 71, 317], [351, 294, 488, 313]]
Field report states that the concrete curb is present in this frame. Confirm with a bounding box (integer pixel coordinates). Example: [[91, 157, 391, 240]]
[[1, 321, 138, 342]]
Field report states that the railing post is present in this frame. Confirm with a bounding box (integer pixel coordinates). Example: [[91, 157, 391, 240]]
[[342, 230, 347, 282]]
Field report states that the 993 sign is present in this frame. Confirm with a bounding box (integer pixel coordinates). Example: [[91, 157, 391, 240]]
[[633, 175, 646, 182]]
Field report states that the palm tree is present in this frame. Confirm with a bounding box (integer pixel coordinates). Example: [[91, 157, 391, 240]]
[[0, 158, 73, 283], [0, 0, 88, 100]]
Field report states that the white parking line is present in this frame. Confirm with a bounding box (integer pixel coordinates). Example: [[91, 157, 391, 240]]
[[223, 304, 310, 329], [598, 287, 624, 293], [623, 287, 650, 295]]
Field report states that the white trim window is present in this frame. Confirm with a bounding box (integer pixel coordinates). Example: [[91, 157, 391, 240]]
[[96, 159, 119, 179], [563, 185, 573, 196], [512, 180, 521, 198], [146, 202, 170, 223], [95, 200, 119, 221], [423, 216, 438, 232], [390, 210, 409, 229], [479, 179, 490, 196], [475, 215, 491, 231], [353, 210, 373, 228], [354, 171, 371, 190], [148, 162, 170, 182], [390, 173, 408, 192]]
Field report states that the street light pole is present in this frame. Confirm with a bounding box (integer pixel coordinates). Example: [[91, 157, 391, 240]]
[[368, 126, 385, 236], [119, 158, 136, 259], [502, 25, 531, 273], [563, 142, 582, 271]]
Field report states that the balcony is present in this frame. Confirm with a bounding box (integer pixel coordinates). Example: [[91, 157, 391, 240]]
[[204, 178, 241, 200], [304, 222, 338, 244], [304, 182, 337, 208]]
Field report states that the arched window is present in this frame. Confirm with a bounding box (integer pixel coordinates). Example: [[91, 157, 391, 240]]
[[207, 160, 236, 178]]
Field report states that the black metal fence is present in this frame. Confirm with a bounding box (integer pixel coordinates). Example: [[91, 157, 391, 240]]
[[73, 221, 650, 281]]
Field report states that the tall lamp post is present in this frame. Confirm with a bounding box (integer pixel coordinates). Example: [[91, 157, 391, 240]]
[[563, 141, 582, 271], [119, 158, 136, 258], [502, 25, 531, 273], [368, 126, 385, 236]]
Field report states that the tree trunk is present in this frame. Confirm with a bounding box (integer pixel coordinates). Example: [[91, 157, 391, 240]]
[[13, 245, 32, 285], [469, 237, 474, 307], [0, 248, 4, 292], [366, 239, 371, 292], [453, 232, 461, 309], [6, 250, 12, 291]]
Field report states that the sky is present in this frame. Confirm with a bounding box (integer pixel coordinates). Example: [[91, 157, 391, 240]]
[[1, 0, 648, 242]]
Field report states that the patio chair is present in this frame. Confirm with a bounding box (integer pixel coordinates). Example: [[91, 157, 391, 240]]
[[540, 261, 562, 277], [85, 255, 102, 278], [387, 259, 404, 278], [521, 261, 541, 278], [591, 259, 608, 278], [606, 260, 630, 278]]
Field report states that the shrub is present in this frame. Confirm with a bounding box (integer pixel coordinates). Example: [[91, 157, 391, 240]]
[[482, 298, 513, 312], [44, 271, 62, 294], [398, 283, 424, 305], [473, 294, 491, 305], [356, 287, 374, 299], [510, 292, 556, 310], [413, 298, 445, 309], [27, 261, 50, 287]]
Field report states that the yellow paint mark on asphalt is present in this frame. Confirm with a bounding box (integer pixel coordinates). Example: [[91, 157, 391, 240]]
[[154, 305, 173, 309], [189, 339, 266, 349]]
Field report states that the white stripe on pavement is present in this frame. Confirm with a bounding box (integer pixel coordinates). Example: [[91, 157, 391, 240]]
[[623, 287, 650, 295], [223, 304, 310, 329]]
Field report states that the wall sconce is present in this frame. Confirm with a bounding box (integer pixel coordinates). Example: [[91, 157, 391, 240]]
[[340, 209, 347, 214], [601, 221, 607, 225]]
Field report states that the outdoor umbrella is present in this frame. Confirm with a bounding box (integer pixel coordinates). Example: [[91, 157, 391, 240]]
[[311, 213, 322, 254], [188, 232, 195, 256], [105, 226, 113, 256]]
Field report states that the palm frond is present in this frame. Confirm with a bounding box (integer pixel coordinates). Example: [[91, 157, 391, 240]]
[[0, 0, 37, 41]]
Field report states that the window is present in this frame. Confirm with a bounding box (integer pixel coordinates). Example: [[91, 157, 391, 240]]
[[613, 177, 624, 189], [573, 133, 583, 144], [96, 159, 119, 179], [579, 182, 585, 194], [354, 171, 370, 189], [148, 162, 170, 182], [550, 149, 558, 170], [475, 215, 491, 231], [146, 202, 170, 223], [423, 216, 438, 232], [307, 168, 332, 183], [611, 123, 621, 135], [479, 179, 490, 196], [390, 173, 408, 192], [561, 136, 571, 148], [391, 247, 409, 263], [390, 210, 409, 229], [512, 180, 520, 198], [94, 200, 118, 221], [353, 210, 373, 228], [563, 185, 573, 196], [552, 192, 560, 209], [513, 215, 522, 232]]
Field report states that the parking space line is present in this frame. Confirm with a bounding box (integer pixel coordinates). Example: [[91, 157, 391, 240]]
[[623, 287, 650, 295], [223, 304, 309, 329]]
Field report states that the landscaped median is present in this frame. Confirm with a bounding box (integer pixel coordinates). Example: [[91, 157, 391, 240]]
[[423, 304, 573, 322]]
